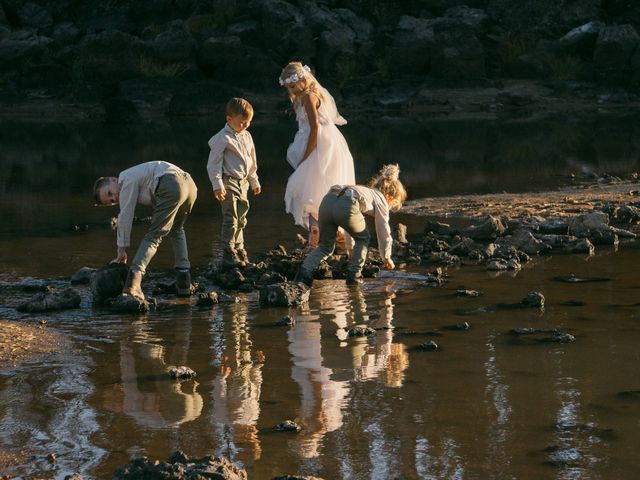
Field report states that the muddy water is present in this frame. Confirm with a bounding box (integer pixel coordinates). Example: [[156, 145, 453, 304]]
[[1, 116, 640, 479]]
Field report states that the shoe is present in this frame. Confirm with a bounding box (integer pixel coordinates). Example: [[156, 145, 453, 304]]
[[236, 248, 250, 264], [346, 271, 363, 286], [175, 268, 192, 296], [293, 268, 314, 287], [123, 269, 145, 300], [221, 248, 244, 268]]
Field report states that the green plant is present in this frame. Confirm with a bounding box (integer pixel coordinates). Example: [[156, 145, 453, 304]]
[[499, 35, 535, 66]]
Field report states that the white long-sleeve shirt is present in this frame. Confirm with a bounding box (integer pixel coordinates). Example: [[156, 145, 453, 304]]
[[117, 161, 185, 247], [206, 124, 260, 191]]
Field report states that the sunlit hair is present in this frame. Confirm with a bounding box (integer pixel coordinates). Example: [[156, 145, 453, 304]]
[[368, 164, 407, 211], [225, 97, 253, 118], [279, 61, 323, 106], [93, 177, 112, 204]]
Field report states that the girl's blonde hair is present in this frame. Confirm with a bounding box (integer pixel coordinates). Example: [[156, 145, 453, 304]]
[[279, 61, 323, 106], [368, 164, 407, 211]]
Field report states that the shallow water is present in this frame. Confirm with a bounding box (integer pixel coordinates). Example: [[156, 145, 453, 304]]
[[1, 115, 639, 479]]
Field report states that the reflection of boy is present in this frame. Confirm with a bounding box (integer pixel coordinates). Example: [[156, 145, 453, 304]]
[[206, 97, 261, 266]]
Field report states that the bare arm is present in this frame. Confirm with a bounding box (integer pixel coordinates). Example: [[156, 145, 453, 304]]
[[300, 92, 319, 163]]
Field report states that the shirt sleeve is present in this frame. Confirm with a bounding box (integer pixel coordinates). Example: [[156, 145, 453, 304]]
[[207, 136, 226, 191], [247, 135, 260, 190], [116, 179, 139, 248], [373, 199, 393, 260]]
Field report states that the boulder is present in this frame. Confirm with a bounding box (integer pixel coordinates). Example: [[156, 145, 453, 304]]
[[430, 18, 486, 80], [556, 21, 604, 57], [461, 216, 506, 240], [17, 2, 52, 29], [593, 24, 640, 85], [71, 267, 97, 285], [259, 282, 310, 307], [16, 287, 81, 313], [0, 30, 53, 64], [104, 294, 152, 313], [385, 16, 434, 75], [90, 264, 128, 304], [150, 20, 196, 62], [113, 451, 247, 480]]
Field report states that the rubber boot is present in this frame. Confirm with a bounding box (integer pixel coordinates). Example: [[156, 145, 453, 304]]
[[123, 269, 145, 300], [176, 268, 192, 297]]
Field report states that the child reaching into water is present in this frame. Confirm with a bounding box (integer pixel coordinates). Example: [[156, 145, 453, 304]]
[[294, 164, 407, 286], [207, 97, 261, 266], [280, 62, 355, 249]]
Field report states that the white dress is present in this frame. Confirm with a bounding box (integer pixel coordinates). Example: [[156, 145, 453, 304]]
[[284, 87, 356, 229]]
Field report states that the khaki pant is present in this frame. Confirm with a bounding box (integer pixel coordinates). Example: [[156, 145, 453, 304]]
[[220, 176, 250, 251], [301, 192, 369, 275], [130, 171, 197, 274]]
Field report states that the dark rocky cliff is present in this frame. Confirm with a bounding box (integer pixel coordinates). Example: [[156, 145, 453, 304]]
[[1, 0, 639, 119]]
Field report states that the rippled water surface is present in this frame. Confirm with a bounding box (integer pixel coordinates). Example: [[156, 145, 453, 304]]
[[1, 115, 639, 479]]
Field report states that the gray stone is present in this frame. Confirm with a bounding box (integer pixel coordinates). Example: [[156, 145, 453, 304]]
[[90, 264, 128, 304], [259, 282, 310, 307], [104, 294, 152, 313], [16, 287, 81, 313]]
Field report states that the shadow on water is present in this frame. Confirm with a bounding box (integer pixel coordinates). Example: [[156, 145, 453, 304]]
[[1, 115, 640, 479]]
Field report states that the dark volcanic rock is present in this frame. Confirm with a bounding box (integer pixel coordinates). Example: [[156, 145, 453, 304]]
[[259, 282, 310, 307], [104, 294, 152, 313], [90, 264, 128, 304], [16, 287, 81, 313], [113, 450, 247, 479]]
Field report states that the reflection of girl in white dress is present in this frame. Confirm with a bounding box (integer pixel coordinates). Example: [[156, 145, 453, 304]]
[[280, 62, 356, 248]]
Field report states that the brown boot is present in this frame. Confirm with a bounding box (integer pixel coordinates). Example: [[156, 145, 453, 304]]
[[123, 269, 145, 300], [236, 248, 250, 265], [175, 268, 192, 297]]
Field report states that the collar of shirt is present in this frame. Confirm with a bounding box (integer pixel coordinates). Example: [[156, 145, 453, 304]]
[[224, 123, 246, 139]]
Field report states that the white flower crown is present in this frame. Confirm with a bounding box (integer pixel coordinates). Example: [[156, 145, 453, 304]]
[[279, 65, 311, 86]]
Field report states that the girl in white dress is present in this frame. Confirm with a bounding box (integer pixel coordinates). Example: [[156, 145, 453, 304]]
[[280, 62, 356, 249]]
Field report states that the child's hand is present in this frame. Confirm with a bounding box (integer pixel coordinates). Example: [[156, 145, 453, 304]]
[[384, 258, 395, 270], [253, 186, 261, 195], [214, 187, 226, 201]]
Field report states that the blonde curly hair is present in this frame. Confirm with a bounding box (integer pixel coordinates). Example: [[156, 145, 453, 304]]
[[368, 164, 407, 211], [279, 61, 324, 106]]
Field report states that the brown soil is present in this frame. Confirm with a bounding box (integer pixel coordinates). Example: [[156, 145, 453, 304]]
[[403, 180, 640, 220], [0, 320, 68, 368]]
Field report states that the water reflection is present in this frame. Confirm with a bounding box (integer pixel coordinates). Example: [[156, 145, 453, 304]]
[[209, 302, 263, 462], [119, 317, 203, 429]]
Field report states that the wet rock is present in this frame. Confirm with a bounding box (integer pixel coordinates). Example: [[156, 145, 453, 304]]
[[113, 451, 247, 480], [196, 291, 219, 307], [564, 238, 595, 255], [409, 340, 439, 352], [456, 289, 481, 297], [259, 282, 310, 307], [559, 299, 586, 306], [568, 211, 610, 236], [617, 390, 640, 400], [17, 287, 81, 313], [152, 279, 198, 296], [537, 218, 569, 235], [70, 267, 97, 285], [487, 259, 509, 271], [609, 226, 637, 239], [509, 328, 575, 344], [0, 277, 51, 292], [460, 216, 506, 240], [590, 230, 619, 246], [169, 366, 196, 379], [218, 292, 240, 303], [90, 264, 128, 304], [347, 325, 376, 337], [257, 271, 287, 286], [64, 475, 83, 480], [422, 251, 460, 266], [507, 229, 547, 255], [443, 322, 471, 331], [544, 445, 583, 467], [520, 291, 545, 308], [274, 420, 301, 432], [104, 294, 152, 313], [417, 268, 447, 287], [275, 315, 295, 327], [611, 205, 640, 224]]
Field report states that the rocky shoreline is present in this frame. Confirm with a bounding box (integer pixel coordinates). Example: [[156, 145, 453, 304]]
[[2, 1, 640, 122]]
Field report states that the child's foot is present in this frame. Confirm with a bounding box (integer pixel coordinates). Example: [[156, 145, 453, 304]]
[[346, 271, 363, 286], [236, 248, 250, 265], [221, 248, 244, 268]]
